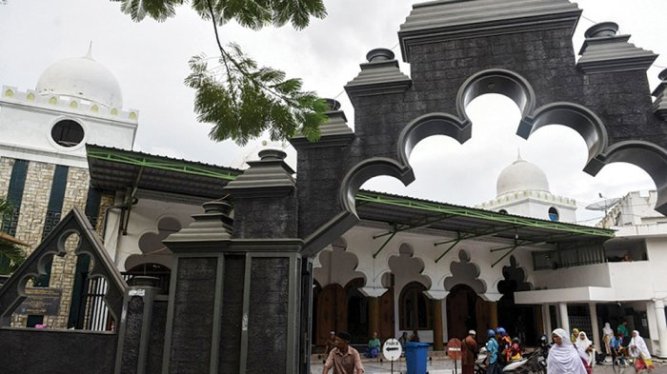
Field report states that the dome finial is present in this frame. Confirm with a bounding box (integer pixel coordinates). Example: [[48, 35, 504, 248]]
[[86, 41, 94, 60], [517, 148, 522, 161]]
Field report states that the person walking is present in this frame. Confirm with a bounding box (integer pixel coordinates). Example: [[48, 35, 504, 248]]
[[323, 331, 365, 374], [485, 329, 500, 374], [462, 330, 478, 374], [629, 330, 654, 373], [547, 328, 588, 374], [575, 331, 594, 367]]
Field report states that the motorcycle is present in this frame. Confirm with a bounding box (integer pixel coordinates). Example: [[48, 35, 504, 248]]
[[474, 347, 488, 374], [502, 348, 547, 374]]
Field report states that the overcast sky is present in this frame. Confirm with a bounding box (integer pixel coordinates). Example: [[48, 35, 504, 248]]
[[1, 0, 665, 225]]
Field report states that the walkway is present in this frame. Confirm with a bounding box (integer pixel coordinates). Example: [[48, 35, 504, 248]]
[[311, 357, 667, 373]]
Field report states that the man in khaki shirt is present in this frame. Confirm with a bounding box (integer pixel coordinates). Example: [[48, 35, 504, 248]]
[[323, 331, 365, 374]]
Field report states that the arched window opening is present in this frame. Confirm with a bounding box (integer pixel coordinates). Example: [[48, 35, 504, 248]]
[[399, 282, 432, 331]]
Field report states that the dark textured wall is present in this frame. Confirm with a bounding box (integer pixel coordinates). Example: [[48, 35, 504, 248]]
[[120, 296, 145, 373], [296, 26, 667, 240], [232, 195, 298, 238], [584, 71, 667, 144], [0, 328, 116, 374], [169, 257, 217, 374], [247, 257, 289, 373], [147, 298, 168, 374], [219, 255, 245, 373]]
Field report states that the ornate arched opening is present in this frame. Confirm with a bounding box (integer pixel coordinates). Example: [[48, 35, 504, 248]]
[[497, 256, 539, 345], [445, 284, 491, 341], [399, 281, 432, 333]]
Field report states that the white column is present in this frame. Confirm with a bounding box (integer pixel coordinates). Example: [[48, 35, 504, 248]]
[[653, 299, 667, 358], [589, 302, 601, 352], [542, 304, 552, 335], [559, 303, 570, 333]]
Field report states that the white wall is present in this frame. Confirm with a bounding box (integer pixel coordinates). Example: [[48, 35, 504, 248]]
[[0, 89, 137, 168], [106, 196, 202, 271]]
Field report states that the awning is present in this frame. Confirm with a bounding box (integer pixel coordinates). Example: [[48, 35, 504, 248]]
[[86, 144, 243, 199]]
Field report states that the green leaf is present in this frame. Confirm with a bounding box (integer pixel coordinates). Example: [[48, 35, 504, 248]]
[[117, 0, 182, 22]]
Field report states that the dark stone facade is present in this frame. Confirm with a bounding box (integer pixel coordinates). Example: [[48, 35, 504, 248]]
[[0, 328, 117, 374]]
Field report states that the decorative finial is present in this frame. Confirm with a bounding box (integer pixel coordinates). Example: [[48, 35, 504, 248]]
[[584, 22, 619, 39], [659, 68, 667, 82], [366, 48, 394, 63], [324, 98, 342, 111], [517, 148, 522, 161], [86, 41, 94, 59]]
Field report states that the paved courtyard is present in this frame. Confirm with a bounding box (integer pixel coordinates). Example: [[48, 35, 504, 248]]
[[311, 357, 667, 373]]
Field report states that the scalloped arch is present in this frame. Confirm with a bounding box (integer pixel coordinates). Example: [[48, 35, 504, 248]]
[[397, 112, 471, 166], [339, 157, 414, 214], [519, 102, 609, 164], [585, 140, 667, 214], [456, 68, 536, 128]]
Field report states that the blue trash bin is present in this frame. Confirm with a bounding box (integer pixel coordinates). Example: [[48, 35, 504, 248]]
[[405, 342, 429, 374]]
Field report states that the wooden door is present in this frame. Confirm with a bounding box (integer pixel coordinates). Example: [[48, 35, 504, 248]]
[[316, 284, 347, 345], [378, 287, 394, 340]]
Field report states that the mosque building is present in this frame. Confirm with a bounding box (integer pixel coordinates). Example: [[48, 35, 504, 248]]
[[2, 49, 667, 359]]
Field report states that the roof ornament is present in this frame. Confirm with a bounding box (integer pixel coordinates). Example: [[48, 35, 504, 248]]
[[86, 41, 94, 60]]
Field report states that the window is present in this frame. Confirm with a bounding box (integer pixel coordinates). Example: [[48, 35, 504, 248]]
[[498, 209, 508, 214], [399, 282, 432, 330], [51, 119, 84, 147], [548, 207, 559, 221]]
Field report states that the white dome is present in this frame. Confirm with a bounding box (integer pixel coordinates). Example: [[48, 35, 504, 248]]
[[496, 156, 550, 197], [36, 50, 122, 108]]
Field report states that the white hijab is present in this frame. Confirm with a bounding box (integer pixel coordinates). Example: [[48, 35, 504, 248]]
[[603, 323, 613, 336], [575, 331, 593, 364], [547, 328, 588, 374], [629, 330, 651, 358], [575, 331, 592, 351]]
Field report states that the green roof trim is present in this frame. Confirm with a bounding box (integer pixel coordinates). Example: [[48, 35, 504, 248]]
[[356, 192, 614, 238], [87, 146, 241, 181]]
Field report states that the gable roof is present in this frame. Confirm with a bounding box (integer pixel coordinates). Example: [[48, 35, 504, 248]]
[[0, 208, 127, 326]]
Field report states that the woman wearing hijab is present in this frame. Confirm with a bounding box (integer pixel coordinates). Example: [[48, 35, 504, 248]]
[[629, 330, 654, 372], [571, 328, 580, 343], [575, 331, 594, 366], [547, 328, 588, 374], [603, 322, 614, 355]]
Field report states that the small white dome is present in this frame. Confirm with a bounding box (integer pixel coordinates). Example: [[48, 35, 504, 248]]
[[36, 48, 122, 108], [496, 156, 550, 197]]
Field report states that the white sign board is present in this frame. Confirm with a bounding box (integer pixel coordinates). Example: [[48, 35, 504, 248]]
[[383, 338, 402, 361]]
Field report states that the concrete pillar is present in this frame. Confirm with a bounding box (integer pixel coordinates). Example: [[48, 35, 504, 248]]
[[589, 302, 601, 351], [368, 297, 380, 339], [542, 304, 552, 335], [115, 277, 161, 374], [559, 303, 570, 333], [433, 299, 444, 351], [653, 299, 667, 358]]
